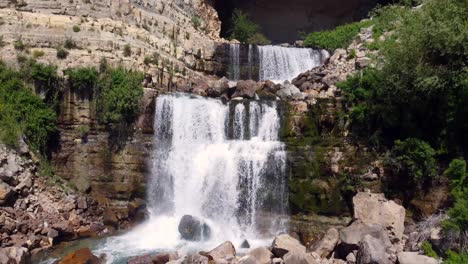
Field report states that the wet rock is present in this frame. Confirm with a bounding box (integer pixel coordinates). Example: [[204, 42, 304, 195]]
[[232, 80, 258, 99], [271, 234, 306, 258], [0, 247, 30, 264], [283, 251, 316, 264], [103, 208, 119, 228], [57, 248, 100, 264], [356, 235, 391, 264], [182, 253, 209, 264], [0, 180, 14, 205], [153, 252, 179, 264], [240, 239, 250, 248], [247, 247, 273, 264], [206, 241, 236, 260], [311, 227, 339, 258], [128, 254, 153, 264], [207, 77, 229, 97], [353, 192, 405, 241], [178, 215, 211, 241]]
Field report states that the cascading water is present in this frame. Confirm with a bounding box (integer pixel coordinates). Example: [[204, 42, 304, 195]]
[[90, 93, 288, 263], [227, 43, 328, 83]]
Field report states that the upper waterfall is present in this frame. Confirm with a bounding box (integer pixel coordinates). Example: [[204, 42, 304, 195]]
[[224, 44, 329, 83]]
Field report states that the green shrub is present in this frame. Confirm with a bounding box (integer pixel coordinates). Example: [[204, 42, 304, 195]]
[[442, 159, 467, 235], [72, 25, 81, 32], [443, 251, 468, 264], [229, 9, 270, 45], [64, 38, 76, 49], [66, 67, 98, 94], [123, 44, 131, 57], [32, 50, 45, 58], [421, 241, 439, 259], [247, 32, 271, 45], [96, 67, 144, 125], [388, 138, 437, 183], [0, 62, 57, 152], [191, 15, 201, 30], [304, 20, 372, 51], [13, 40, 25, 50], [56, 47, 69, 59]]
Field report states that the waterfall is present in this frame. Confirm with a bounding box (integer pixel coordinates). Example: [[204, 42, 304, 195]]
[[227, 43, 328, 83], [258, 45, 327, 82], [93, 94, 288, 262]]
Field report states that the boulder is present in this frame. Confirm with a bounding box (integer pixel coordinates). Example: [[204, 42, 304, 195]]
[[240, 239, 250, 249], [276, 88, 292, 99], [339, 220, 391, 247], [128, 255, 153, 264], [0, 247, 30, 264], [283, 251, 316, 264], [207, 77, 229, 97], [178, 215, 211, 241], [356, 235, 390, 264], [247, 247, 273, 264], [311, 228, 339, 258], [182, 254, 209, 264], [58, 248, 100, 264], [153, 252, 179, 264], [103, 208, 119, 228], [353, 192, 405, 241], [271, 234, 306, 258], [231, 80, 258, 99], [0, 180, 14, 205], [237, 255, 258, 264], [206, 241, 236, 260], [397, 252, 438, 264]]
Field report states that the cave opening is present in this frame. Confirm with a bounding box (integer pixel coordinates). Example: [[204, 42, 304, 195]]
[[211, 0, 394, 44]]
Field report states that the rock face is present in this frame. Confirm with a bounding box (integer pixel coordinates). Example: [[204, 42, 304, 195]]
[[178, 215, 211, 241], [0, 146, 105, 252], [272, 234, 306, 258], [353, 192, 405, 241], [397, 252, 438, 264]]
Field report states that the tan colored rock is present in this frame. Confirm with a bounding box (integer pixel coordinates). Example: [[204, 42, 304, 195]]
[[271, 234, 306, 258], [311, 228, 339, 258], [0, 180, 13, 204], [353, 192, 405, 241], [283, 251, 316, 264], [58, 248, 99, 264], [248, 247, 273, 264], [397, 252, 438, 264], [206, 241, 236, 260]]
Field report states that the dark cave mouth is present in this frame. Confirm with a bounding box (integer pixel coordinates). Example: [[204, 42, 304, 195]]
[[211, 0, 393, 44]]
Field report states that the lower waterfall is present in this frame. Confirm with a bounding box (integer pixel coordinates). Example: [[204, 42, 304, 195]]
[[92, 94, 288, 263]]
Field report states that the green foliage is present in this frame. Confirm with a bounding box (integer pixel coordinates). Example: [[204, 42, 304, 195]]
[[13, 40, 25, 50], [72, 25, 81, 32], [388, 138, 437, 183], [66, 67, 98, 94], [191, 15, 201, 30], [0, 62, 57, 152], [442, 159, 468, 234], [64, 38, 76, 49], [56, 47, 69, 59], [32, 50, 45, 58], [304, 20, 372, 51], [340, 0, 468, 154], [96, 67, 144, 125], [421, 241, 439, 259], [229, 9, 270, 45], [443, 251, 468, 264], [123, 44, 131, 57]]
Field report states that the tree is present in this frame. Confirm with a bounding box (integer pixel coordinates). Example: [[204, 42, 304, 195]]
[[229, 9, 270, 45]]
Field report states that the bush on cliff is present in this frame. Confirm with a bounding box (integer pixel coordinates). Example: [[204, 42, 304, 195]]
[[96, 67, 144, 126], [67, 67, 98, 94], [229, 9, 270, 45], [0, 62, 57, 152]]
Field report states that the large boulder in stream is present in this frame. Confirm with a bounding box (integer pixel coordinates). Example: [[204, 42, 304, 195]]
[[178, 215, 211, 241], [204, 241, 236, 260], [231, 80, 258, 99], [58, 248, 100, 264]]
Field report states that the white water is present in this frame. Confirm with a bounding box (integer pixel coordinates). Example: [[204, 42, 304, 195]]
[[258, 46, 328, 83], [90, 94, 288, 263], [228, 44, 328, 83]]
